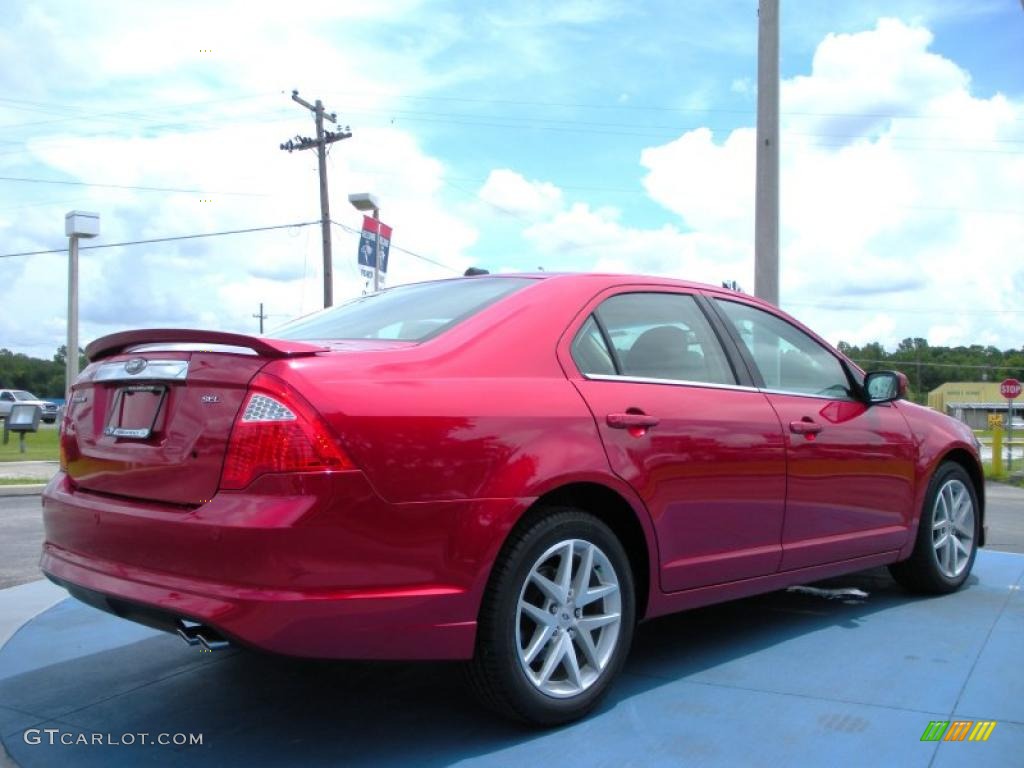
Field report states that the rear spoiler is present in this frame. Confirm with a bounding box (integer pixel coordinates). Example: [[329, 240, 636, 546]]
[[86, 329, 327, 362]]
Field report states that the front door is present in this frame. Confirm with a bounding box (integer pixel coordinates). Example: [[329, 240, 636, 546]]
[[713, 298, 917, 570]]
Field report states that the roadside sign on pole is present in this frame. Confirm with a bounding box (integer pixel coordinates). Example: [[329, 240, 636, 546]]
[[357, 216, 392, 289], [1002, 378, 1020, 473]]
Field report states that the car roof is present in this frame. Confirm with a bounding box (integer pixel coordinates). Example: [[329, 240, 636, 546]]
[[461, 271, 778, 311]]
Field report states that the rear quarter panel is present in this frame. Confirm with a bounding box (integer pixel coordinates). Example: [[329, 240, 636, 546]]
[[264, 275, 663, 615]]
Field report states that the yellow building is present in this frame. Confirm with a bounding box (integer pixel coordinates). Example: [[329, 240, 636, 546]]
[[928, 382, 1021, 428]]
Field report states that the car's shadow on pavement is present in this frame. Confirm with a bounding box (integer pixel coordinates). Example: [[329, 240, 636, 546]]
[[0, 566, 984, 767]]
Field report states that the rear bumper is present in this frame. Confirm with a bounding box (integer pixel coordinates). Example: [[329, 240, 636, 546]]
[[41, 472, 528, 660]]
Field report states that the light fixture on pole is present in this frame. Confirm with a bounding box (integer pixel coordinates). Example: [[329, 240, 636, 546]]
[[348, 193, 382, 292], [64, 211, 99, 401]]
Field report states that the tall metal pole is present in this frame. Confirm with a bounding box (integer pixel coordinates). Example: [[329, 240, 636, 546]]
[[314, 100, 333, 307], [754, 0, 780, 306], [66, 235, 79, 401], [373, 207, 381, 293]]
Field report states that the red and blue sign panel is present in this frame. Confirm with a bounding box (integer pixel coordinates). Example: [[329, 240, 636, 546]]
[[357, 216, 392, 286]]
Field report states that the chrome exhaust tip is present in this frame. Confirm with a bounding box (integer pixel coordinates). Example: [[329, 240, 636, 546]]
[[176, 619, 230, 650]]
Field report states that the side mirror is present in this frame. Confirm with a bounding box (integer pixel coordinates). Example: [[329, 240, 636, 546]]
[[864, 371, 908, 404]]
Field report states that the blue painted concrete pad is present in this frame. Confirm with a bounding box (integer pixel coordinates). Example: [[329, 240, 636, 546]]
[[1, 550, 1021, 767]]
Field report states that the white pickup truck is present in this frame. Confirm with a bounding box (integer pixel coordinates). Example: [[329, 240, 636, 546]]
[[0, 389, 60, 423]]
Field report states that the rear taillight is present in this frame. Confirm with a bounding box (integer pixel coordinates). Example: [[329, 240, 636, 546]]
[[58, 416, 76, 472], [219, 372, 353, 490]]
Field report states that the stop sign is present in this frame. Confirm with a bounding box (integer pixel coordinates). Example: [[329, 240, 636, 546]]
[[1001, 378, 1022, 399]]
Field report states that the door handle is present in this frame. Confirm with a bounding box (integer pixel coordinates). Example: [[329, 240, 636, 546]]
[[607, 413, 660, 429], [789, 419, 822, 435]]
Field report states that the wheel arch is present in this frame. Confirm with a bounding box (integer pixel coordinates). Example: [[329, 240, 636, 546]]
[[938, 448, 986, 547], [490, 481, 657, 620]]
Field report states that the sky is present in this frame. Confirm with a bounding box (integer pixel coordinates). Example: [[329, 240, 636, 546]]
[[0, 0, 1022, 360]]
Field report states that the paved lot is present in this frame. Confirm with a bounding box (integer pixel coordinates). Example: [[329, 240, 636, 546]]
[[0, 462, 58, 483], [0, 550, 1020, 766], [1, 480, 1021, 766], [0, 496, 46, 590], [984, 483, 1024, 554]]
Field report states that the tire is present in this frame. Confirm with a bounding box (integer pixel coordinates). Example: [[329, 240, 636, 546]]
[[467, 507, 635, 726], [889, 462, 980, 594]]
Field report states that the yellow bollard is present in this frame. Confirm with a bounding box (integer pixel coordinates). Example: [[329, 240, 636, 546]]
[[992, 427, 1003, 476]]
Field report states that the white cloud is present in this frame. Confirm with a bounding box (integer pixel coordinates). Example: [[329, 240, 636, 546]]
[[634, 18, 1024, 349], [0, 2, 478, 358], [730, 78, 753, 95], [479, 170, 564, 219], [0, 121, 475, 352], [2, 7, 1022, 362]]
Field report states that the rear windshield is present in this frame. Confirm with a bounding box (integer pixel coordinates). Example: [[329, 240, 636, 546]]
[[272, 277, 535, 342]]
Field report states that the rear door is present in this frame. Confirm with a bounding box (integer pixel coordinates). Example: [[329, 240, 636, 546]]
[[711, 297, 917, 570], [564, 288, 787, 593]]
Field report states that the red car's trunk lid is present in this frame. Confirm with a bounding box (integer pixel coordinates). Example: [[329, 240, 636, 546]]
[[64, 331, 326, 505]]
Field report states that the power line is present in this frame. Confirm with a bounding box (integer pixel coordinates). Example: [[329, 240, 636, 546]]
[[326, 89, 1024, 123], [785, 302, 1024, 315], [339, 105, 1024, 147], [0, 220, 320, 259], [0, 175, 268, 197], [329, 220, 458, 273], [0, 92, 272, 131], [850, 358, 1024, 371], [350, 110, 1024, 154]]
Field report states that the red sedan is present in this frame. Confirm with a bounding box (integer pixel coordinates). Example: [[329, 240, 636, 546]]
[[41, 273, 984, 724]]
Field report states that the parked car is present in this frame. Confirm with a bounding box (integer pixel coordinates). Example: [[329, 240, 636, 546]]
[[0, 389, 59, 423], [41, 274, 984, 725]]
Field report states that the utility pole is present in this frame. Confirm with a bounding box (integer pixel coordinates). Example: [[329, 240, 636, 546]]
[[253, 302, 268, 334], [280, 90, 352, 308], [754, 0, 780, 306]]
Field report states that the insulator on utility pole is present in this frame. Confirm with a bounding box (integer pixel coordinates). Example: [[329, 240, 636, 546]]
[[279, 90, 352, 308]]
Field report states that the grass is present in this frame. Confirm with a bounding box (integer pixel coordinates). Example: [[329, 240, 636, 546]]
[[0, 427, 59, 462], [0, 477, 44, 486]]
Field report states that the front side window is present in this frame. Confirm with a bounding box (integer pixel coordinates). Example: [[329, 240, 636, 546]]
[[573, 292, 735, 385], [273, 277, 535, 342], [716, 300, 853, 399]]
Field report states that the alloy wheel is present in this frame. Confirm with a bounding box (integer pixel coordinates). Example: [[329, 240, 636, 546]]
[[515, 538, 622, 698], [931, 478, 975, 579]]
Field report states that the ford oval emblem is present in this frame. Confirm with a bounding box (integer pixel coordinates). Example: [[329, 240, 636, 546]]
[[124, 358, 148, 375]]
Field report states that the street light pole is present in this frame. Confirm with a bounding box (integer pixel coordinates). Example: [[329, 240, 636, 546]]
[[67, 233, 78, 397], [372, 207, 381, 293], [754, 0, 780, 306], [64, 211, 99, 400]]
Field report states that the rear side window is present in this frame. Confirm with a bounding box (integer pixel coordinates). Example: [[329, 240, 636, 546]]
[[571, 316, 616, 375], [573, 292, 735, 385], [273, 277, 535, 341]]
